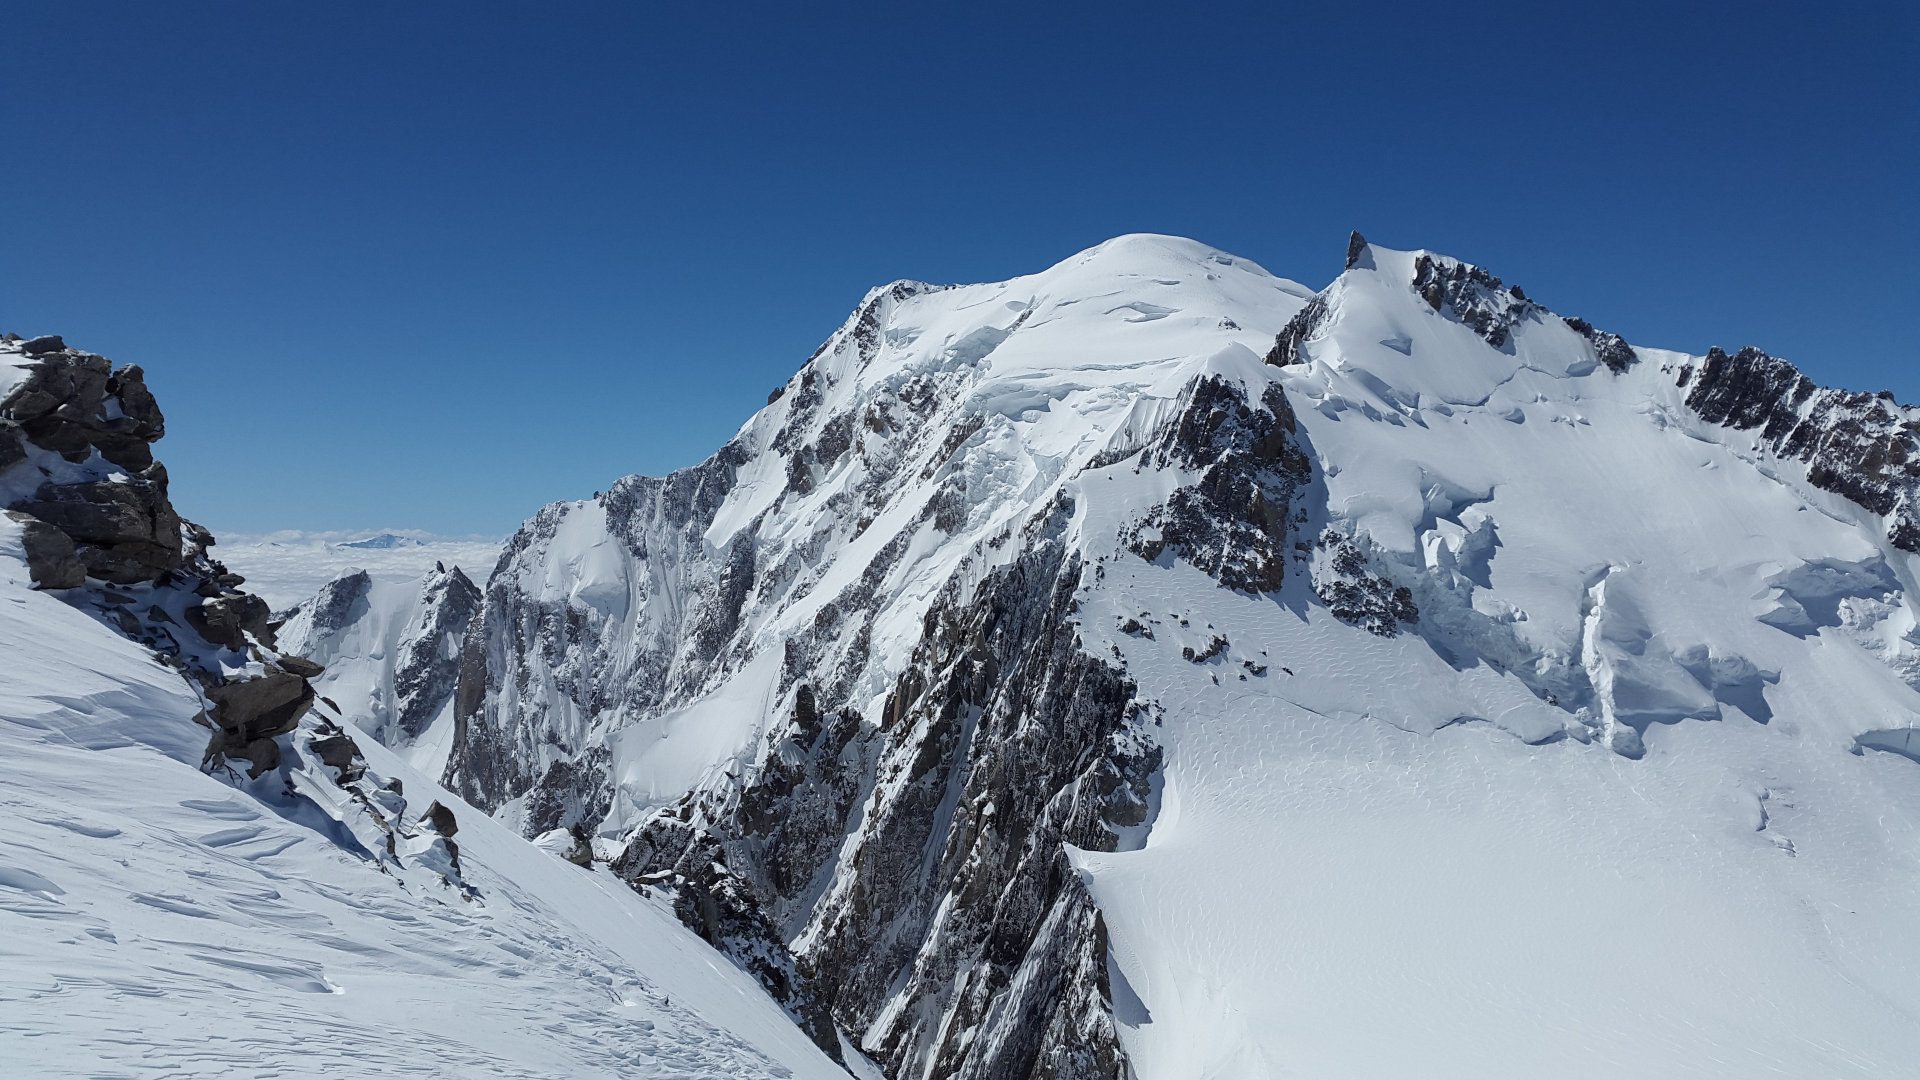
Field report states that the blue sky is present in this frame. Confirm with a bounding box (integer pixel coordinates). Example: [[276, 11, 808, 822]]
[[4, 2, 1913, 536]]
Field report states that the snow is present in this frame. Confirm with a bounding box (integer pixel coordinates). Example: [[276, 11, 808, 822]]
[[0, 519, 846, 1079], [0, 345, 32, 400], [213, 530, 500, 610], [276, 570, 462, 774], [1054, 240, 1920, 1077], [606, 648, 785, 826]]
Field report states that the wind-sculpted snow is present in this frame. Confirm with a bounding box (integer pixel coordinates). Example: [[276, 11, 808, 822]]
[[416, 233, 1920, 1077]]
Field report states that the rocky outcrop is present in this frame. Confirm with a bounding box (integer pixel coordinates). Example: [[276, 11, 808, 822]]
[[1124, 376, 1312, 592], [393, 563, 482, 738], [1411, 252, 1540, 349], [1681, 346, 1920, 552], [1, 338, 321, 776], [5, 509, 85, 588], [1312, 529, 1419, 637], [1263, 293, 1328, 367], [1563, 315, 1638, 373]]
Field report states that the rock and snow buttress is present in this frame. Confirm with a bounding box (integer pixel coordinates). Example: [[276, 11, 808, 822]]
[[0, 337, 850, 1079], [302, 234, 1920, 1078]]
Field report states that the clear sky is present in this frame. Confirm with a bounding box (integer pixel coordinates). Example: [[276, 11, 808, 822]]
[[4, 2, 1914, 536]]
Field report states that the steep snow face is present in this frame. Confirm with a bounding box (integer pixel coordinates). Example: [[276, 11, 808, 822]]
[[0, 519, 848, 1080], [278, 562, 484, 775], [451, 233, 1920, 1079]]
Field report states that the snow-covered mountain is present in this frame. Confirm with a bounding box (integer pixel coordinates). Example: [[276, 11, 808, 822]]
[[0, 337, 846, 1078], [333, 233, 1917, 1078], [16, 221, 1920, 1079], [276, 561, 484, 776]]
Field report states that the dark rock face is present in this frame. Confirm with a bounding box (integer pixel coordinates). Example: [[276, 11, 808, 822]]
[[392, 564, 482, 739], [1313, 530, 1419, 636], [616, 498, 1153, 1079], [1264, 293, 1329, 367], [1125, 378, 1312, 592], [1, 338, 320, 777], [1682, 346, 1920, 552], [185, 592, 273, 651], [3, 347, 166, 470], [1411, 253, 1539, 349], [1563, 316, 1638, 373], [1345, 230, 1368, 270], [5, 510, 85, 589], [13, 473, 182, 583]]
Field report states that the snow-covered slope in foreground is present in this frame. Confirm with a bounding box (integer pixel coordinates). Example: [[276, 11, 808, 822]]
[[441, 234, 1920, 1078], [0, 525, 844, 1078]]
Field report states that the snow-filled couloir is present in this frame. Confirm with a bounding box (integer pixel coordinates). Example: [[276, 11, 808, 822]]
[[286, 233, 1920, 1079]]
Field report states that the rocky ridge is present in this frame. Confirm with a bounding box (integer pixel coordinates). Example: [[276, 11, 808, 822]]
[[0, 334, 472, 895]]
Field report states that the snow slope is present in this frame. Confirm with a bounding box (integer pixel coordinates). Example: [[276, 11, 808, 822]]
[[435, 233, 1920, 1078], [0, 519, 846, 1079]]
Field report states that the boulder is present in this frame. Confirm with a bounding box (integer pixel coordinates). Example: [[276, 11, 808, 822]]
[[275, 653, 325, 678], [203, 671, 314, 742], [4, 510, 85, 589], [240, 736, 282, 779], [20, 335, 65, 356], [423, 800, 459, 837], [185, 593, 272, 651]]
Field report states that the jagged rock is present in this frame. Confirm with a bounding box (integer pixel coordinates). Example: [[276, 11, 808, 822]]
[[1125, 377, 1311, 592], [1683, 346, 1920, 552], [5, 510, 85, 589], [1411, 252, 1537, 348], [203, 670, 313, 743], [184, 592, 272, 651], [239, 736, 282, 779], [20, 335, 65, 356], [1345, 229, 1367, 270], [310, 731, 364, 785], [1264, 293, 1329, 367], [1313, 530, 1419, 636], [276, 653, 324, 678], [12, 471, 182, 584], [1563, 316, 1638, 373], [423, 800, 459, 837], [391, 565, 481, 738]]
